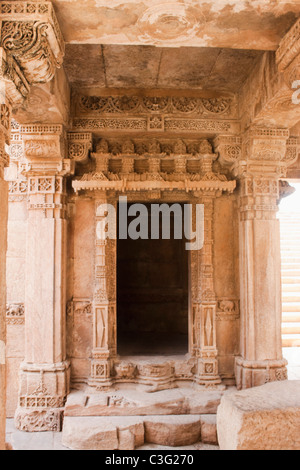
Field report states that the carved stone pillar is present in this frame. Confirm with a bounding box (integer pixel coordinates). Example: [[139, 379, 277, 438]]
[[233, 128, 291, 389], [89, 193, 117, 389], [14, 125, 74, 431], [0, 101, 10, 450], [190, 195, 221, 386]]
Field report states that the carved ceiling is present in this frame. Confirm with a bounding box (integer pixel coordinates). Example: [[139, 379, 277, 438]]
[[51, 0, 299, 50]]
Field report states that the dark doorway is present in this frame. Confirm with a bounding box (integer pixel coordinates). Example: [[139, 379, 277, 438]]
[[117, 202, 189, 356]]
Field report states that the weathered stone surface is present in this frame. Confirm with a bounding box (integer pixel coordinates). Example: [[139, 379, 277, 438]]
[[64, 388, 223, 417], [137, 442, 219, 451], [200, 415, 218, 445], [3, 0, 300, 452], [62, 416, 144, 450], [53, 0, 299, 50], [144, 415, 201, 447], [217, 381, 300, 450]]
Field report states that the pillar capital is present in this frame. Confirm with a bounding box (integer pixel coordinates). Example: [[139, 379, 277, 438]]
[[215, 128, 298, 181], [19, 124, 74, 177]]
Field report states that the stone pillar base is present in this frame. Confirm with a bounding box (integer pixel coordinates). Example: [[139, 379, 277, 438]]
[[15, 407, 64, 432], [15, 361, 70, 431], [235, 357, 288, 390], [88, 359, 113, 390], [195, 358, 222, 388]]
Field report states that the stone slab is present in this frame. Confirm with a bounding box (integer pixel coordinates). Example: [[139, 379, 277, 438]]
[[200, 415, 218, 445], [144, 415, 201, 447], [137, 443, 219, 451], [62, 416, 145, 451], [64, 387, 223, 417], [217, 381, 300, 450]]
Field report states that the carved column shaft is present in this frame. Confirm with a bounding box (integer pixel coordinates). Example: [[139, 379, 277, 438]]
[[89, 193, 117, 388], [15, 126, 74, 432], [234, 130, 290, 389], [0, 124, 9, 450]]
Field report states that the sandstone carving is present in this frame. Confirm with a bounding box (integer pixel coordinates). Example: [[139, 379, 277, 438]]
[[1, 0, 300, 452]]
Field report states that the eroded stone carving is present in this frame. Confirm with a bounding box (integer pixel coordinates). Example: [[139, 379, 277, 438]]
[[6, 303, 25, 325], [77, 94, 235, 117], [0, 2, 65, 84]]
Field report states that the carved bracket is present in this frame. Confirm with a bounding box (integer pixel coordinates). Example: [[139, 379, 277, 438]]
[[0, 1, 65, 84], [67, 132, 92, 163]]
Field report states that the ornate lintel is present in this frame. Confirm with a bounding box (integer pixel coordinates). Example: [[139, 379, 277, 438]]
[[0, 1, 65, 84], [76, 94, 237, 119]]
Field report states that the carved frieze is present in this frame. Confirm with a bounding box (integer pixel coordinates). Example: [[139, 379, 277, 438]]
[[72, 116, 239, 135], [77, 94, 235, 117]]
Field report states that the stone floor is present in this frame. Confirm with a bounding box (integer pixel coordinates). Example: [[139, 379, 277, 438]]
[[5, 347, 300, 450], [5, 419, 219, 451]]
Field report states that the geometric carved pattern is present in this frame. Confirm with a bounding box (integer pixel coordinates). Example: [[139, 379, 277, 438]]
[[73, 117, 239, 134]]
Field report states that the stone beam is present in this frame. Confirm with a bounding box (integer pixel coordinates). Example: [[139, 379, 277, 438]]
[[239, 52, 300, 131], [238, 18, 300, 131]]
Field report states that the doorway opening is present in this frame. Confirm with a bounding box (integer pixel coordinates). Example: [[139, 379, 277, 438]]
[[279, 182, 300, 379], [117, 202, 189, 356]]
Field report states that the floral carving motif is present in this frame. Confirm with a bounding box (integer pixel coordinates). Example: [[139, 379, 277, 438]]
[[15, 409, 62, 432], [201, 98, 231, 114], [77, 95, 234, 117]]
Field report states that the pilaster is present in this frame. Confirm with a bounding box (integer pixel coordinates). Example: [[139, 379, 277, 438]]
[[14, 124, 74, 431], [191, 194, 221, 387], [89, 192, 117, 389]]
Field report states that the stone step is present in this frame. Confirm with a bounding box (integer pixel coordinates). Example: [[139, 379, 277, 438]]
[[282, 295, 300, 302], [282, 275, 300, 280], [282, 304, 300, 312], [282, 337, 300, 347], [282, 282, 300, 288], [281, 270, 300, 277], [282, 315, 300, 323], [281, 263, 300, 269], [64, 388, 224, 418], [282, 325, 300, 335], [62, 414, 218, 450], [282, 283, 300, 289]]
